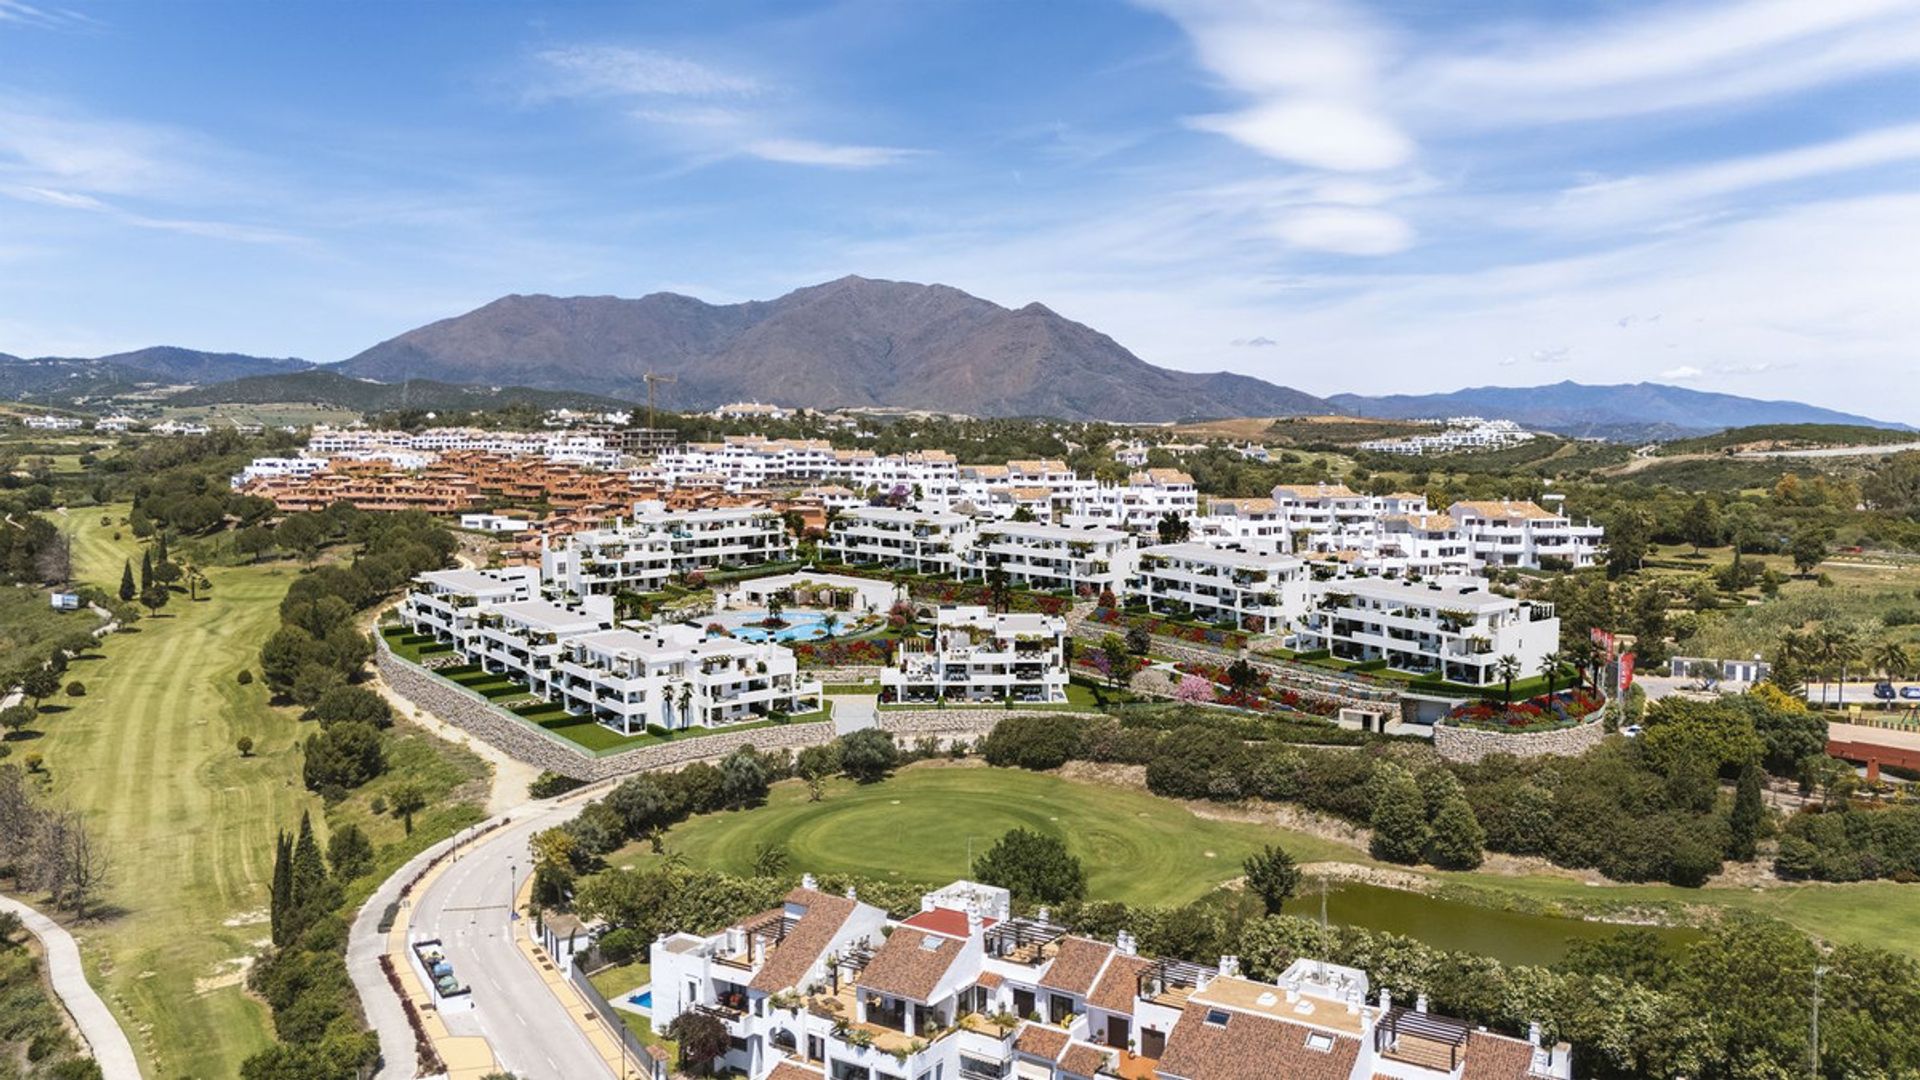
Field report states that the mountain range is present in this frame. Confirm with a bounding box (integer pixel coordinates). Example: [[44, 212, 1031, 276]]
[[1328, 381, 1909, 440], [330, 276, 1332, 422], [4, 277, 1910, 435]]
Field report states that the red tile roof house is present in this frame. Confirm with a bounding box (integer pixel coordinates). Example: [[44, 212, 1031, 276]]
[[648, 877, 1574, 1080]]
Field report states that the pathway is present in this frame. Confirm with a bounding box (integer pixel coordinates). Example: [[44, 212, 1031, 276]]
[[831, 693, 879, 734], [0, 895, 141, 1080]]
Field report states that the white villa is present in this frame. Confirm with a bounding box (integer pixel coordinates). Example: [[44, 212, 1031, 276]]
[[882, 606, 1068, 704], [1295, 576, 1560, 687], [648, 877, 1573, 1080], [550, 625, 821, 733], [1448, 500, 1606, 570], [1132, 543, 1311, 633]]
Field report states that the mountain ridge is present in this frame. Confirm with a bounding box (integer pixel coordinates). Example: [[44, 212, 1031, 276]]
[[331, 275, 1335, 422], [1329, 380, 1909, 437]]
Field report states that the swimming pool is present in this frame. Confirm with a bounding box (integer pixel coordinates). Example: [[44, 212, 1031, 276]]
[[628, 989, 652, 1010], [713, 610, 834, 643]]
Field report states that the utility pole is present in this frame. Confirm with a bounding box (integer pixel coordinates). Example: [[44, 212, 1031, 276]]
[[1811, 964, 1828, 1079]]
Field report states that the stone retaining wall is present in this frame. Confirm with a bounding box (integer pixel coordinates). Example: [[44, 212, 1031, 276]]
[[809, 665, 882, 683], [377, 645, 839, 782], [1431, 716, 1606, 764], [379, 639, 1108, 780]]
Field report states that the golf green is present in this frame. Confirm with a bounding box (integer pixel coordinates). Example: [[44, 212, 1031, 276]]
[[623, 762, 1362, 906]]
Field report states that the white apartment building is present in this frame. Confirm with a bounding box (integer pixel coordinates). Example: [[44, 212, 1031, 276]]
[[1133, 543, 1311, 633], [150, 420, 211, 436], [398, 567, 542, 644], [649, 877, 1573, 1080], [23, 414, 83, 430], [1065, 469, 1200, 533], [459, 512, 532, 533], [963, 521, 1135, 598], [542, 503, 792, 597], [1194, 497, 1290, 553], [820, 506, 978, 576], [1358, 417, 1536, 455], [883, 605, 1068, 704], [550, 624, 821, 733], [1296, 576, 1560, 687], [1448, 500, 1605, 570], [231, 456, 329, 487]]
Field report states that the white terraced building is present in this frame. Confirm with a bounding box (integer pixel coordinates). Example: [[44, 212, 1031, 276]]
[[1194, 497, 1292, 553], [549, 625, 820, 733], [1295, 576, 1559, 687], [883, 605, 1068, 704], [649, 877, 1574, 1080], [1133, 543, 1312, 633], [962, 521, 1136, 598], [541, 503, 792, 597], [230, 456, 330, 487], [398, 578, 819, 734], [398, 567, 541, 644], [819, 506, 977, 576], [1448, 500, 1606, 569]]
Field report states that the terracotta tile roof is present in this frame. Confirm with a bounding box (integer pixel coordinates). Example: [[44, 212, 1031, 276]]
[[858, 927, 967, 1002], [1273, 482, 1357, 500], [975, 971, 1004, 990], [1451, 499, 1557, 521], [1155, 1002, 1360, 1080], [1210, 497, 1277, 514], [1461, 1031, 1541, 1080], [1011, 485, 1054, 500], [748, 888, 858, 993], [1060, 1041, 1114, 1077], [901, 907, 994, 938], [1014, 1023, 1071, 1061], [767, 1061, 824, 1080], [1040, 936, 1116, 996], [1086, 953, 1150, 1013]]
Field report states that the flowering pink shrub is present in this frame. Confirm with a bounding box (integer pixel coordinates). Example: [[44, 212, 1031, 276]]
[[1174, 674, 1215, 703]]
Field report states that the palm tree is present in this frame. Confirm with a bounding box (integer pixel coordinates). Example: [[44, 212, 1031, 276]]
[[678, 682, 696, 729], [821, 612, 840, 639], [1495, 654, 1522, 703], [1538, 650, 1565, 700], [1816, 625, 1858, 709]]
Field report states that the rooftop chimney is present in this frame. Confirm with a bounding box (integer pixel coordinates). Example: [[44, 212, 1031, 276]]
[[1217, 955, 1240, 978], [1115, 931, 1136, 957], [1379, 988, 1392, 1012], [802, 872, 818, 891], [1414, 993, 1428, 1014], [1528, 1021, 1542, 1047], [921, 896, 937, 913]]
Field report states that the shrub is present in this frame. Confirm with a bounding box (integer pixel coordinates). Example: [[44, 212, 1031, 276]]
[[981, 715, 1083, 771], [237, 669, 254, 685], [972, 828, 1086, 904], [65, 681, 85, 697]]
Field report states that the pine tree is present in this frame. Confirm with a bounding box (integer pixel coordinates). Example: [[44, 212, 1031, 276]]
[[291, 811, 328, 904], [155, 531, 169, 567], [1425, 792, 1487, 870], [268, 831, 292, 946], [1368, 765, 1429, 865], [1728, 759, 1765, 861], [139, 550, 154, 593], [118, 559, 136, 603]]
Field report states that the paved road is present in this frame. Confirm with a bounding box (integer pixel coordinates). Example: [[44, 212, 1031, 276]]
[[354, 793, 613, 1080], [1734, 440, 1920, 459], [0, 895, 141, 1080]]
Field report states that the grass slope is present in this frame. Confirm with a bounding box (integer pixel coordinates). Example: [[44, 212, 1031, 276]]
[[31, 507, 322, 1077], [618, 763, 1358, 906]]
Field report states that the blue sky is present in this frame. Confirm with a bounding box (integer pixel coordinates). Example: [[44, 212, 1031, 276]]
[[5, 0, 1920, 419]]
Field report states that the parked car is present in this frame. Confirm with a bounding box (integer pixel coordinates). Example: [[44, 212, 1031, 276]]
[[1622, 724, 1644, 738], [1875, 682, 1897, 700], [1903, 687, 1920, 701]]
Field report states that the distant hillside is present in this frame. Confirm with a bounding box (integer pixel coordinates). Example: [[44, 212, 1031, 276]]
[[0, 347, 310, 402], [333, 276, 1334, 422], [1656, 423, 1920, 456], [164, 368, 641, 413], [1329, 381, 1909, 439]]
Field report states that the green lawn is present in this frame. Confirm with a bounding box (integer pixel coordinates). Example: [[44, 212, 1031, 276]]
[[586, 960, 677, 1059], [613, 763, 1361, 906], [27, 507, 326, 1077], [20, 508, 491, 1077], [0, 581, 99, 659]]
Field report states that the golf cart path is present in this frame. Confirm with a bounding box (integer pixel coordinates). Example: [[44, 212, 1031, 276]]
[[0, 895, 141, 1079]]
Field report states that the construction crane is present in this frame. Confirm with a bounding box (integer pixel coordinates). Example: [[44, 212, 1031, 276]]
[[643, 371, 677, 432]]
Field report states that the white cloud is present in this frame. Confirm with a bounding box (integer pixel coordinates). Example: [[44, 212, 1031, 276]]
[[531, 45, 757, 101], [1553, 121, 1920, 228], [1408, 0, 1920, 128], [631, 106, 748, 129], [1661, 364, 1704, 380], [1190, 99, 1413, 172], [1267, 205, 1412, 255], [743, 139, 921, 169]]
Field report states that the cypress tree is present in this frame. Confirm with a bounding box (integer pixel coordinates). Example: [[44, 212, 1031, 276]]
[[118, 559, 136, 603], [1368, 765, 1430, 865], [1426, 792, 1487, 870], [155, 531, 168, 567], [1728, 759, 1765, 861], [291, 811, 328, 903], [268, 831, 292, 946], [139, 550, 154, 592]]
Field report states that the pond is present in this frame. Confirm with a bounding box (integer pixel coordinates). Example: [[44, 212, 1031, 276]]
[[1279, 881, 1701, 967]]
